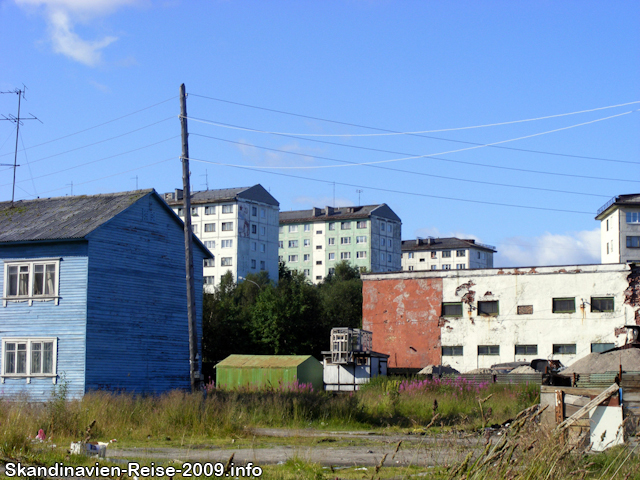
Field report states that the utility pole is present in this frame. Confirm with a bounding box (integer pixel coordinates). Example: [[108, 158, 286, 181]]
[[180, 83, 200, 393], [1, 86, 41, 205]]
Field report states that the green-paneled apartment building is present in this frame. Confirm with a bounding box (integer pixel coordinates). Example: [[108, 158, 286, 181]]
[[279, 205, 402, 283]]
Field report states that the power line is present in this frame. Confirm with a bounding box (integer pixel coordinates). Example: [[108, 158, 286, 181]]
[[185, 155, 595, 215], [190, 131, 638, 184], [0, 136, 179, 188], [0, 96, 176, 159], [0, 117, 174, 173], [191, 132, 612, 197], [190, 93, 639, 165]]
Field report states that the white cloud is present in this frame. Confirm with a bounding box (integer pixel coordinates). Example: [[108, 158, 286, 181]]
[[495, 229, 600, 267], [15, 0, 142, 66]]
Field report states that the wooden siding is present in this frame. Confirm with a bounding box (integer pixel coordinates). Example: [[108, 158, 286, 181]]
[[85, 193, 204, 393], [0, 242, 88, 401]]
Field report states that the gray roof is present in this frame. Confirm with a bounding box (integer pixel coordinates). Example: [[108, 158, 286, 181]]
[[0, 190, 152, 243], [402, 237, 497, 253], [164, 184, 279, 207], [596, 194, 640, 219], [280, 204, 401, 224]]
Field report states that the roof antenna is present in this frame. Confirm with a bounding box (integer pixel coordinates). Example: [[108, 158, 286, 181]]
[[1, 85, 42, 206]]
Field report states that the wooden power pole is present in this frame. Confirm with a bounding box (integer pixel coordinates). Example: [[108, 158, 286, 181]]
[[180, 83, 200, 392]]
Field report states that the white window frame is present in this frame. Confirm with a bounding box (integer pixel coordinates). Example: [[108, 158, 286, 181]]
[[341, 252, 351, 260], [221, 239, 233, 248], [1, 337, 58, 384], [328, 253, 335, 260], [356, 236, 367, 244], [3, 258, 61, 307], [356, 251, 367, 259], [221, 222, 233, 231], [340, 237, 351, 245], [304, 224, 311, 232], [328, 238, 335, 245], [222, 205, 233, 214], [357, 221, 367, 229], [288, 255, 299, 262], [288, 240, 299, 248], [303, 239, 311, 247], [221, 257, 232, 266], [304, 254, 310, 262], [204, 223, 215, 232], [260, 226, 266, 236], [288, 225, 298, 233], [260, 243, 266, 253], [205, 206, 216, 215]]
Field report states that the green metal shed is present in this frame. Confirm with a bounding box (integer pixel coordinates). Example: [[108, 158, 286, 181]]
[[215, 355, 323, 392]]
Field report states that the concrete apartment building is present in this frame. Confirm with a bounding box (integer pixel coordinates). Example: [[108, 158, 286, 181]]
[[279, 205, 402, 283], [596, 194, 640, 264], [164, 185, 279, 289], [401, 237, 496, 271]]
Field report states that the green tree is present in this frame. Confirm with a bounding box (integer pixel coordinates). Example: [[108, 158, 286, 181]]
[[319, 261, 363, 330]]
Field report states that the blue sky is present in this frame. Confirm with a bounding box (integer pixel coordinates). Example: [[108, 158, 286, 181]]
[[1, 0, 639, 267]]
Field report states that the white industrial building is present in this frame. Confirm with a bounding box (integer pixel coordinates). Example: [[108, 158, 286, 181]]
[[401, 237, 496, 271], [164, 185, 280, 290], [596, 194, 640, 264]]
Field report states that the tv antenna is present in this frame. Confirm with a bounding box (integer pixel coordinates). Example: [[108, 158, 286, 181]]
[[201, 169, 209, 190], [1, 85, 42, 205], [356, 189, 363, 206]]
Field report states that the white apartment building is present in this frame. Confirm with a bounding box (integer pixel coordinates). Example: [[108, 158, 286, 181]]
[[279, 205, 402, 283], [164, 185, 279, 290], [596, 194, 640, 264], [401, 237, 496, 271]]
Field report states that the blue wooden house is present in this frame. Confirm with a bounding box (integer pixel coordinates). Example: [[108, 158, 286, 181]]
[[0, 189, 211, 400]]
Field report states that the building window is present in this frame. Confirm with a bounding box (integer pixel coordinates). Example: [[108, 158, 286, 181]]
[[316, 276, 322, 280], [316, 245, 322, 249], [204, 223, 215, 232], [260, 243, 266, 253], [251, 242, 257, 251], [478, 301, 499, 316], [627, 212, 640, 223], [387, 254, 391, 262], [515, 345, 538, 355], [442, 346, 463, 356], [326, 223, 335, 231], [303, 269, 310, 276], [289, 225, 298, 233], [341, 222, 351, 230], [380, 253, 385, 263], [177, 207, 184, 217], [591, 343, 615, 353], [357, 221, 367, 229], [328, 268, 335, 275], [356, 251, 366, 259], [388, 224, 393, 233], [380, 222, 386, 232], [256, 208, 263, 218], [304, 239, 311, 247], [517, 305, 533, 315], [192, 225, 198, 234], [2, 338, 57, 378], [251, 206, 257, 216], [204, 276, 215, 285], [328, 238, 335, 245], [380, 238, 385, 247], [316, 261, 322, 265], [456, 250, 465, 257], [205, 206, 215, 215], [341, 252, 351, 260], [304, 254, 310, 261], [260, 226, 265, 236], [442, 251, 451, 258], [260, 261, 265, 270], [478, 345, 499, 356], [328, 253, 335, 260], [553, 344, 576, 355], [221, 257, 232, 266], [279, 255, 283, 262], [431, 265, 437, 270], [456, 264, 466, 269], [388, 240, 393, 248], [591, 297, 614, 312], [278, 241, 283, 248], [288, 240, 299, 248], [279, 226, 284, 233], [191, 207, 198, 216], [251, 224, 257, 234], [222, 205, 233, 214], [204, 258, 215, 267], [607, 243, 610, 254], [606, 219, 609, 231], [221, 222, 233, 231], [221, 239, 233, 248], [442, 302, 463, 317], [626, 236, 640, 248], [552, 298, 575, 313], [251, 259, 256, 269], [316, 230, 323, 234], [408, 266, 414, 271], [341, 237, 352, 245], [304, 224, 311, 232], [419, 258, 425, 262], [442, 264, 451, 270], [204, 240, 215, 249], [288, 255, 298, 262], [406, 252, 413, 258], [431, 252, 436, 258], [4, 259, 60, 305]]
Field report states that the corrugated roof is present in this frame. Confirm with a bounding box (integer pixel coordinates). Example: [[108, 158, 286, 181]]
[[280, 204, 397, 223], [0, 190, 152, 243], [216, 354, 316, 368], [165, 184, 279, 206], [401, 237, 497, 252]]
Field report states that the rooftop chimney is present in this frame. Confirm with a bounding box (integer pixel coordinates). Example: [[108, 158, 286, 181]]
[[325, 206, 334, 216], [175, 188, 184, 201], [312, 207, 321, 217]]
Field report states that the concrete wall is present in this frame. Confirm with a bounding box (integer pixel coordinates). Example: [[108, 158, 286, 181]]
[[363, 264, 639, 372]]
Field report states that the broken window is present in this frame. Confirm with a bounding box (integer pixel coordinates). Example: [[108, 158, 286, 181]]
[[478, 301, 498, 316], [591, 297, 614, 312], [552, 298, 575, 313]]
